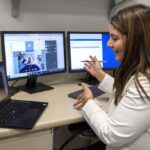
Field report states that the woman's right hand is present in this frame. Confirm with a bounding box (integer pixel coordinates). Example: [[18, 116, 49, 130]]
[[73, 83, 93, 110], [84, 55, 106, 82]]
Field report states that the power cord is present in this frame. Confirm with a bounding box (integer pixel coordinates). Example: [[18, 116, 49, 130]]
[[9, 80, 20, 96]]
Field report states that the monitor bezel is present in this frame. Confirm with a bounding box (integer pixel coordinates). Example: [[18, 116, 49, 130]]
[[1, 31, 67, 81], [67, 31, 118, 73]]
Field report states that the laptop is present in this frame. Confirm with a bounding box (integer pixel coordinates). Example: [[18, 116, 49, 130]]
[[0, 62, 48, 129]]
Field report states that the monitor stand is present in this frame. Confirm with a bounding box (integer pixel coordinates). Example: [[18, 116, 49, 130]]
[[80, 73, 99, 85], [20, 77, 54, 94]]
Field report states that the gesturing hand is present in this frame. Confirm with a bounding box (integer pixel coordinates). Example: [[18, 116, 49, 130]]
[[73, 83, 94, 110], [84, 55, 102, 78], [84, 55, 106, 82]]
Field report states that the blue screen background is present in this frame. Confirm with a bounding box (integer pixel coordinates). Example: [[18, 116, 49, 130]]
[[102, 34, 120, 69]]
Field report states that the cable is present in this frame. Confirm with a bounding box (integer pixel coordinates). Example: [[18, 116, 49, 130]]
[[10, 80, 19, 87], [9, 79, 20, 96]]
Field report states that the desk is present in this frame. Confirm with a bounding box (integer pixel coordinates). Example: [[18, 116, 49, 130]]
[[0, 83, 109, 150]]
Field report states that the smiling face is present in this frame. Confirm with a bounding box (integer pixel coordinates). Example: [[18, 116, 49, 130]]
[[107, 24, 126, 62]]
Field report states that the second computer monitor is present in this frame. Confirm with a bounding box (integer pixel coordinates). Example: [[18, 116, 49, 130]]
[[1, 31, 66, 80], [67, 32, 120, 72], [1, 31, 66, 93]]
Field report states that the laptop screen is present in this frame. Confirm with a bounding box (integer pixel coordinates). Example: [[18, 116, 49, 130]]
[[0, 63, 9, 102]]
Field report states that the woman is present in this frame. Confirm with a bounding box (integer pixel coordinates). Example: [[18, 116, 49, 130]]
[[73, 4, 150, 150]]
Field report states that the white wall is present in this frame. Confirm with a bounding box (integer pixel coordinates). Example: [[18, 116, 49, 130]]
[[0, 0, 109, 31], [110, 0, 150, 17], [0, 0, 110, 84]]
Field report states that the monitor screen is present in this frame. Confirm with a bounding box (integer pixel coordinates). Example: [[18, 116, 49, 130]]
[[1, 31, 66, 93], [67, 32, 120, 72]]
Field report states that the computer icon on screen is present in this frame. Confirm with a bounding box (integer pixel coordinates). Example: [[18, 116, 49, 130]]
[[1, 31, 66, 93]]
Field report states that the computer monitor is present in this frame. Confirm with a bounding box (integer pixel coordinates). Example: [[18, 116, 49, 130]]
[[1, 31, 66, 93], [67, 32, 120, 72], [67, 32, 120, 84]]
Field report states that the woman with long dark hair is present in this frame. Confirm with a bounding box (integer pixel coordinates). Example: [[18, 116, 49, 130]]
[[73, 4, 150, 150]]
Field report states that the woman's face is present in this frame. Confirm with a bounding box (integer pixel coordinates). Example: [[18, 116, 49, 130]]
[[107, 24, 126, 62]]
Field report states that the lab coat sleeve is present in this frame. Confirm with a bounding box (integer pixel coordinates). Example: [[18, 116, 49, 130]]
[[82, 75, 150, 147], [98, 74, 114, 95]]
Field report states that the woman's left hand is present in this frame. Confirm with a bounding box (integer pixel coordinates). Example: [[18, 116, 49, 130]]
[[73, 83, 94, 110]]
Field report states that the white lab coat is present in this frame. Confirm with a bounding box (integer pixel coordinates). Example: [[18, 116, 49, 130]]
[[82, 73, 150, 150]]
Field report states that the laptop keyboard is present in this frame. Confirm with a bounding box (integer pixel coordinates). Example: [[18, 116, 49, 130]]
[[68, 86, 104, 99], [0, 100, 31, 123]]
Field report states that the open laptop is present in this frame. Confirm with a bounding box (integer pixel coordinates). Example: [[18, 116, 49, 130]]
[[0, 62, 48, 129]]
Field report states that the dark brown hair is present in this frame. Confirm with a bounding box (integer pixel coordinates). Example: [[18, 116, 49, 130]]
[[110, 4, 150, 105]]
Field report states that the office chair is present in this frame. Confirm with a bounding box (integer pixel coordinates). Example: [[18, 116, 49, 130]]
[[60, 122, 98, 150]]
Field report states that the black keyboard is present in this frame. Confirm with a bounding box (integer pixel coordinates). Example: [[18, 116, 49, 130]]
[[68, 86, 104, 99], [0, 100, 31, 123]]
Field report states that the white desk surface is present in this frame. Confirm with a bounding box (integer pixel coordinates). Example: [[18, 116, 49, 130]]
[[0, 82, 109, 140]]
